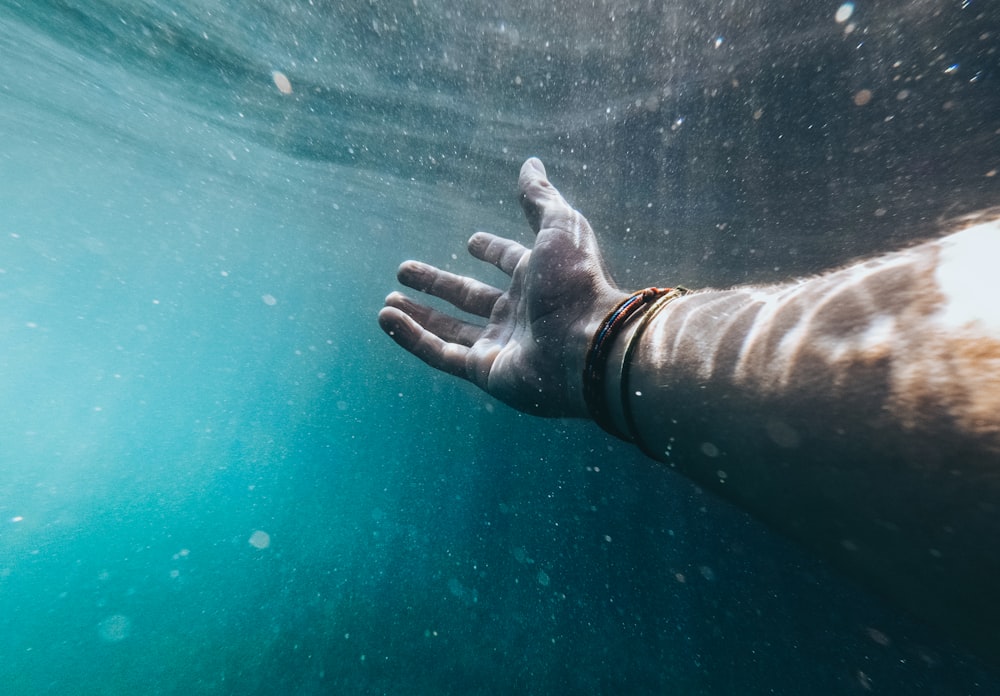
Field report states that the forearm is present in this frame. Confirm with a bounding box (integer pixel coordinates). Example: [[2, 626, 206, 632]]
[[608, 218, 1000, 463], [595, 219, 1000, 652]]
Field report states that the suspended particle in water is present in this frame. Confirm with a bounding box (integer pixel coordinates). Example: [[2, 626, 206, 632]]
[[97, 614, 132, 642], [249, 530, 271, 549], [765, 418, 801, 448], [261, 294, 277, 306], [835, 3, 854, 24], [271, 70, 293, 95], [853, 89, 873, 106], [447, 577, 465, 598], [536, 570, 550, 587], [866, 626, 891, 646], [857, 670, 872, 691]]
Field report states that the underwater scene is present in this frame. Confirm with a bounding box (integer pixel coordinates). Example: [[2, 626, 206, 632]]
[[1, 1, 999, 694]]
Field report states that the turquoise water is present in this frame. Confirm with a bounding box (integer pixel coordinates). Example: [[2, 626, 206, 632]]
[[1, 1, 998, 694]]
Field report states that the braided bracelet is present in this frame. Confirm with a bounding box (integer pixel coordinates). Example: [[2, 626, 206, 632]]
[[583, 286, 687, 439]]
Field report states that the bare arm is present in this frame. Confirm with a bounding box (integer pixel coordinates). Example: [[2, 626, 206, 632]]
[[613, 221, 1000, 458], [596, 219, 1000, 659], [379, 158, 1000, 664]]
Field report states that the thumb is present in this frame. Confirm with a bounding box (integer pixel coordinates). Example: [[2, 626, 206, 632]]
[[517, 158, 616, 288], [518, 157, 566, 235]]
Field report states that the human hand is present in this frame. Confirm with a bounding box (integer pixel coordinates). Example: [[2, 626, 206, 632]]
[[378, 158, 628, 417]]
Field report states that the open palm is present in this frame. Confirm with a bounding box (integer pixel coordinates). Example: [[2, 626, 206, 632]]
[[378, 158, 627, 417]]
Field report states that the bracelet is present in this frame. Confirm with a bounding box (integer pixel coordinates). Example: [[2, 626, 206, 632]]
[[583, 287, 681, 439], [620, 286, 690, 456]]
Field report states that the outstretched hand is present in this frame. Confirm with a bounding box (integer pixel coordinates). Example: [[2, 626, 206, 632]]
[[378, 158, 627, 417]]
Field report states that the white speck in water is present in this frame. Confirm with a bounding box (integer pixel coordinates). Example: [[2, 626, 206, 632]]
[[98, 614, 132, 642], [271, 70, 293, 94], [248, 530, 271, 549], [835, 3, 854, 23], [537, 570, 550, 587], [261, 294, 277, 306]]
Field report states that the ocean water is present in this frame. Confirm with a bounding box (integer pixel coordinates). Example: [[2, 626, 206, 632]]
[[1, 1, 999, 694]]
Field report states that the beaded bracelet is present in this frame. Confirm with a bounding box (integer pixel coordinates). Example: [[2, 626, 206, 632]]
[[583, 286, 688, 440]]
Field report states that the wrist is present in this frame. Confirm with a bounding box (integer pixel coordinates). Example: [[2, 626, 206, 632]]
[[565, 289, 628, 418], [585, 287, 691, 444], [602, 312, 646, 438]]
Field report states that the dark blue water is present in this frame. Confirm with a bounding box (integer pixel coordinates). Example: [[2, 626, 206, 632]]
[[1, 1, 999, 694]]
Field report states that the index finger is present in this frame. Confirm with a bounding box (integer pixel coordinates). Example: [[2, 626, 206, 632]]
[[468, 232, 528, 276]]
